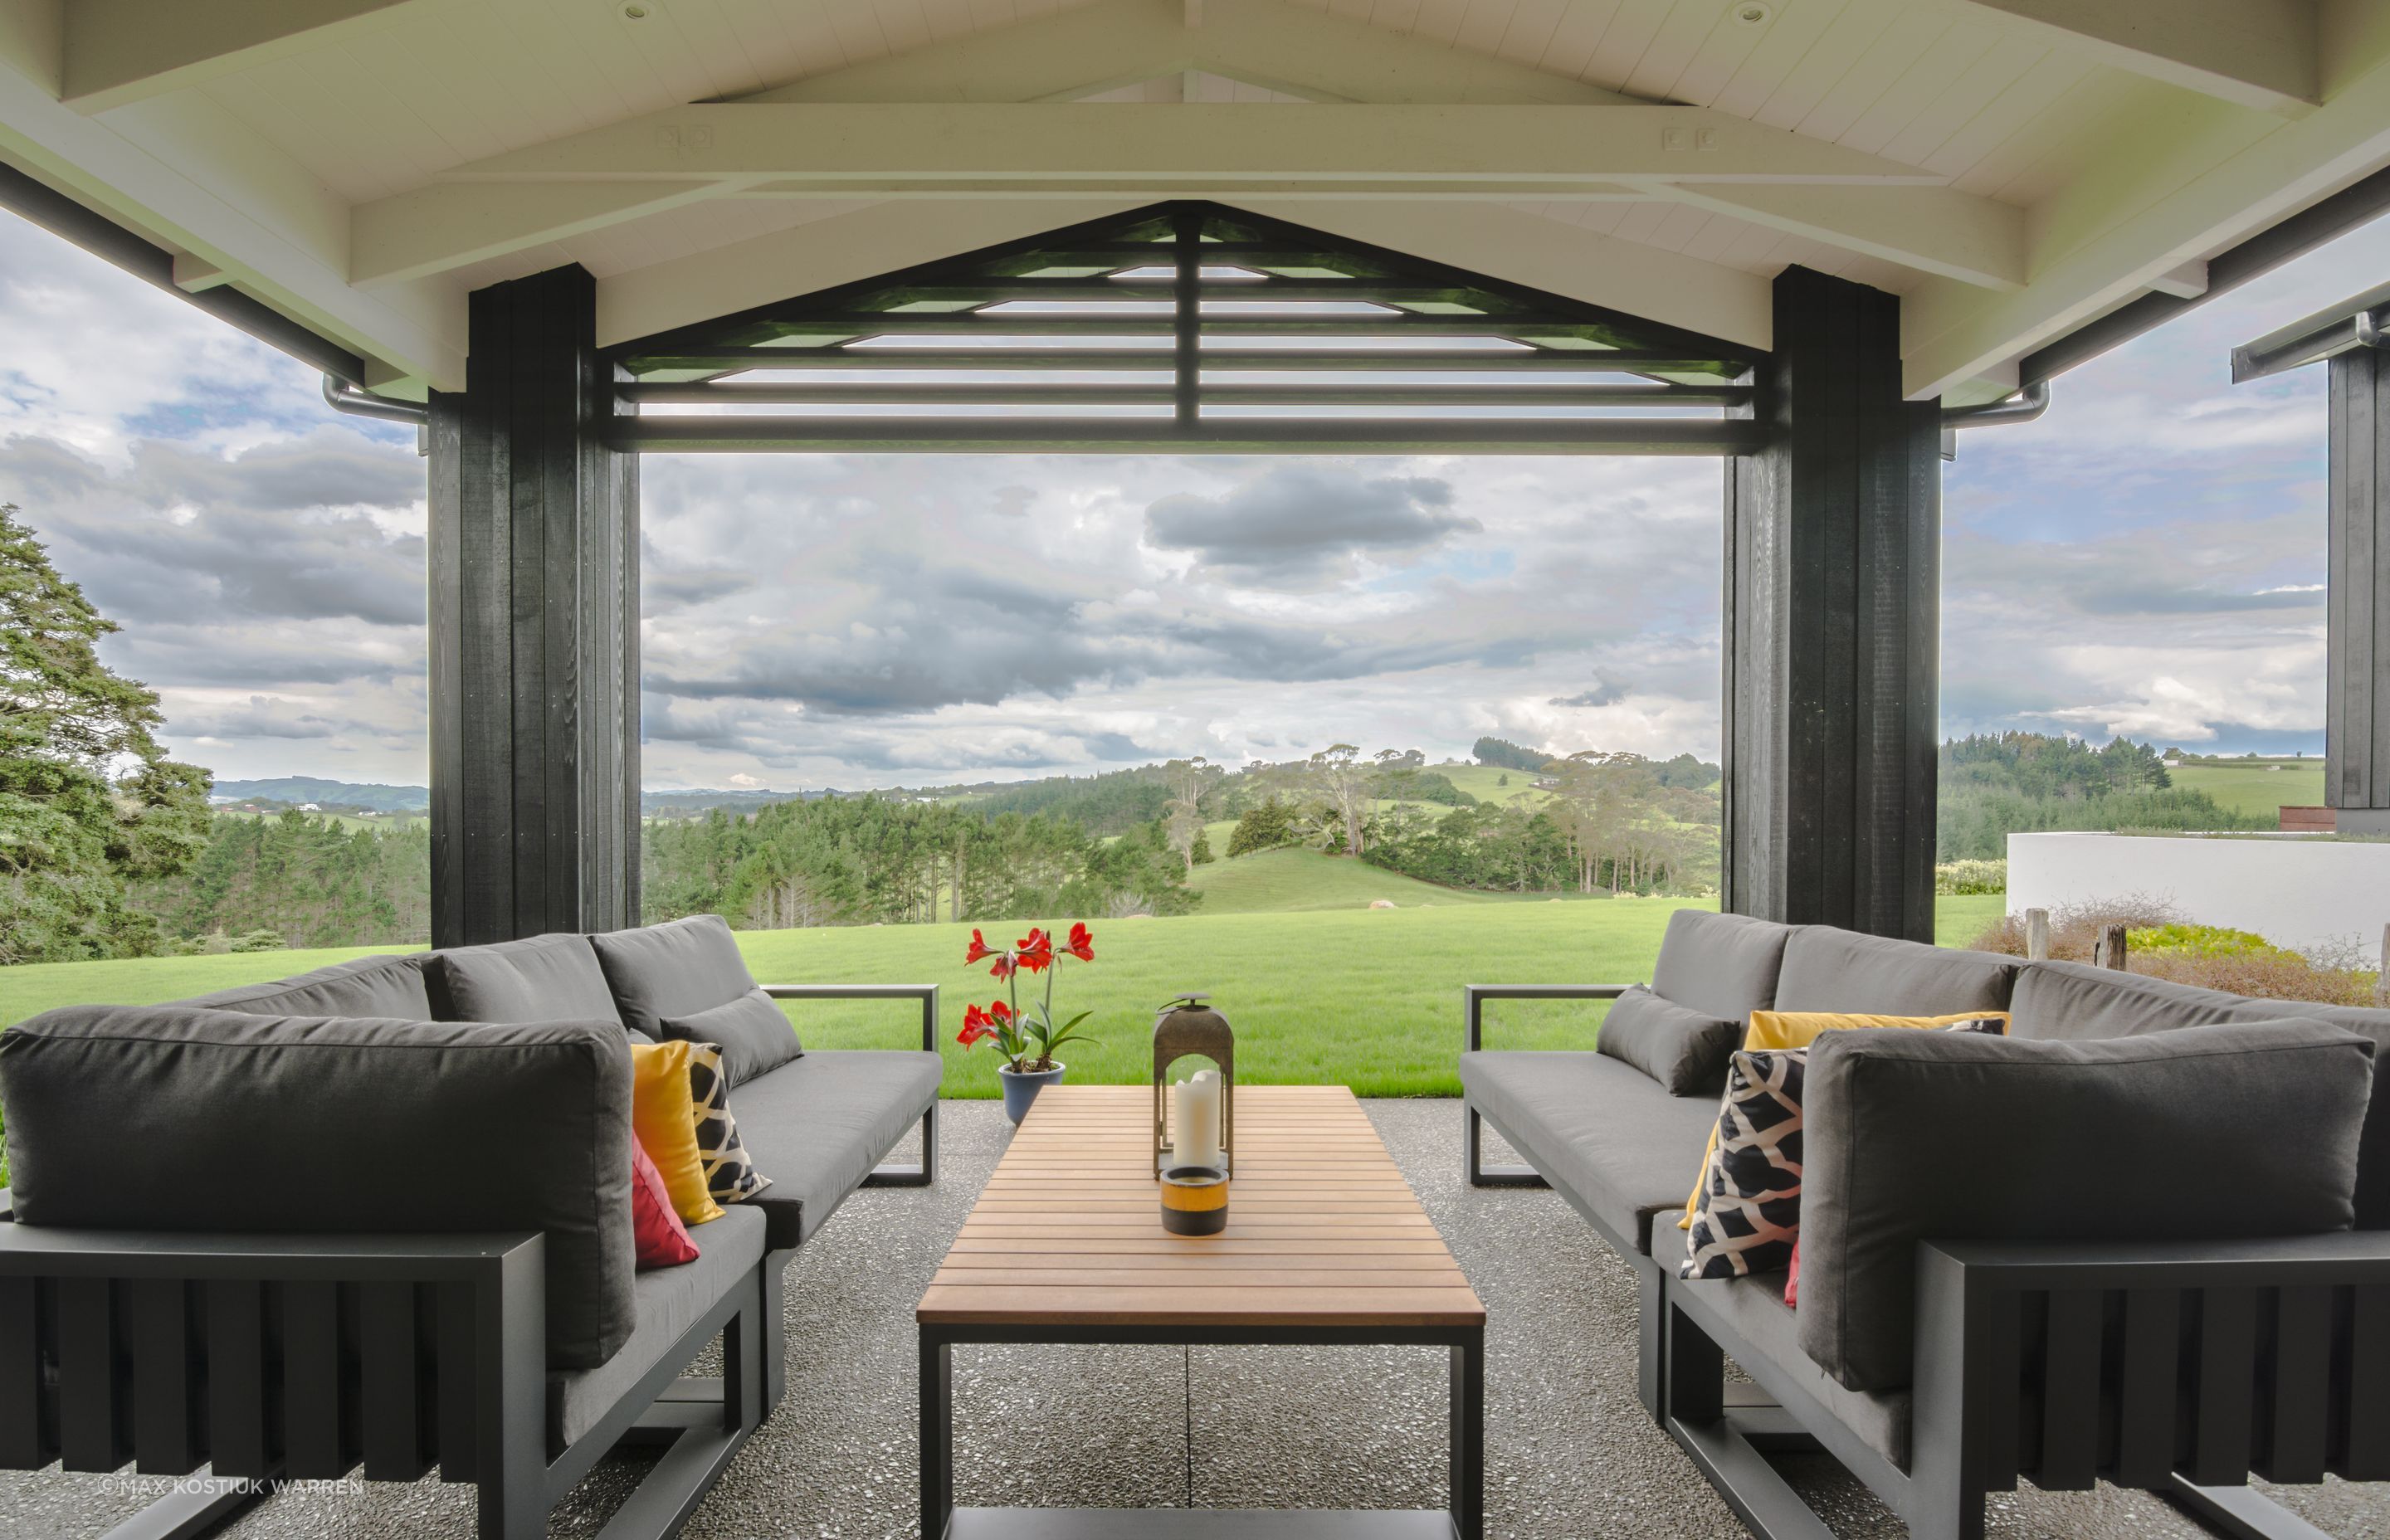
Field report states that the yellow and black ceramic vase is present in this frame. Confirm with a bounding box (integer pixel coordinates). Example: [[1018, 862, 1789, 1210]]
[[1158, 1165, 1229, 1235]]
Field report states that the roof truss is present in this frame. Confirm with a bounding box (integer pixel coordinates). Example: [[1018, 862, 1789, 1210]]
[[346, 0, 2026, 296], [605, 200, 1760, 456]]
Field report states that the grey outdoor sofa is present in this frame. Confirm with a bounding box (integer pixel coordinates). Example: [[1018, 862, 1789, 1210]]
[[1462, 909, 2390, 1540], [0, 914, 940, 1540]]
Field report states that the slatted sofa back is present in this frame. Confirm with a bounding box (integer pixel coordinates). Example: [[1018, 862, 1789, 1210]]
[[0, 1227, 544, 1487]]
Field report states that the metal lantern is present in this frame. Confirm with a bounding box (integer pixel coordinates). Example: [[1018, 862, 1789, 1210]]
[[1153, 993, 1234, 1179]]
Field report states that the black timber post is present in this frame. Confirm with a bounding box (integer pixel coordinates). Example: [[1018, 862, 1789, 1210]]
[[2329, 347, 2390, 833], [427, 265, 639, 947], [1722, 266, 1940, 940]]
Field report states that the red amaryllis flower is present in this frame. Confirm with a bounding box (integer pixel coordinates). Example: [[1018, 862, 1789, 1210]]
[[958, 1003, 995, 1048], [987, 951, 1015, 980], [1014, 927, 1053, 973], [963, 928, 995, 965], [1065, 921, 1095, 962]]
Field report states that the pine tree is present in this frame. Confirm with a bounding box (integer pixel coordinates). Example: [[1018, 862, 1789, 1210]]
[[0, 504, 212, 962]]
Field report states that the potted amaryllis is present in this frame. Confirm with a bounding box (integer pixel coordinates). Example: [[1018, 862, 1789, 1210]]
[[958, 922, 1100, 1123]]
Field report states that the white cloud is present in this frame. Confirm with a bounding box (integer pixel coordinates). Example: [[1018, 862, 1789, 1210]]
[[12, 197, 2390, 791]]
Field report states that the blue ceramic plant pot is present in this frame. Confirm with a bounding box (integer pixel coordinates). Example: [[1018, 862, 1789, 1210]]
[[999, 1061, 1066, 1124]]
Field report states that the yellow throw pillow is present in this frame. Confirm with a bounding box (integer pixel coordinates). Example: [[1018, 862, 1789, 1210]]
[[1678, 1010, 2009, 1230], [630, 1041, 724, 1227]]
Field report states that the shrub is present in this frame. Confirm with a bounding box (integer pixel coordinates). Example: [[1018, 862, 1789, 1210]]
[[1970, 898, 2383, 1008], [1934, 858, 2006, 895]]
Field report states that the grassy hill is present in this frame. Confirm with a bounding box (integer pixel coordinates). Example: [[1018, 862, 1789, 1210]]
[[2168, 759, 2326, 820], [1187, 844, 1590, 914]]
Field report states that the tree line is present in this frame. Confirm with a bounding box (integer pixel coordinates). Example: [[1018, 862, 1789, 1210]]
[[1935, 732, 2266, 860], [641, 793, 1201, 931]]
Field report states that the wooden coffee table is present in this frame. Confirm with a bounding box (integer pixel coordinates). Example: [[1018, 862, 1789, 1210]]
[[918, 1084, 1486, 1539]]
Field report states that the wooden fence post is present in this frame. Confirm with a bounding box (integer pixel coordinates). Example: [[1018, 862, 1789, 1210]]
[[2025, 908, 2051, 962], [2095, 922, 2129, 972]]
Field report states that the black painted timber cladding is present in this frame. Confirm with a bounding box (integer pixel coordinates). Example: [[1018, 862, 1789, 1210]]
[[1724, 267, 1939, 941], [2329, 347, 2390, 814], [428, 266, 639, 945]]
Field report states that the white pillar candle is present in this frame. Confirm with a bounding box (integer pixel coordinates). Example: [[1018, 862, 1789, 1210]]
[[1174, 1070, 1223, 1171]]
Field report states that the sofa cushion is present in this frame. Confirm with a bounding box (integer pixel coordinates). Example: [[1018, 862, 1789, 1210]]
[[1650, 909, 1793, 1022], [659, 987, 802, 1087], [689, 1042, 773, 1206], [546, 1203, 764, 1455], [1775, 928, 2017, 1017], [724, 1050, 943, 1249], [1799, 1020, 2373, 1394], [1459, 1050, 1719, 1255], [1597, 986, 1740, 1096], [437, 933, 619, 1025], [176, 953, 433, 1020], [0, 1004, 637, 1370], [1682, 1046, 1806, 1280], [2014, 961, 2390, 1229], [1681, 1273, 1912, 1471], [589, 914, 758, 1040]]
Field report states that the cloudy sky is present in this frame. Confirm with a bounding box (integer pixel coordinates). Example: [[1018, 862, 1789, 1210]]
[[0, 206, 2377, 792]]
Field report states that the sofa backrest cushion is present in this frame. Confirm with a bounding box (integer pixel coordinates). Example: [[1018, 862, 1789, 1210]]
[[1597, 986, 1741, 1096], [2013, 959, 2390, 1228], [435, 933, 620, 1026], [0, 1004, 637, 1369], [1798, 1019, 2373, 1394], [588, 914, 758, 1040], [176, 952, 435, 1020], [1651, 909, 1793, 1022], [1774, 928, 2018, 1017]]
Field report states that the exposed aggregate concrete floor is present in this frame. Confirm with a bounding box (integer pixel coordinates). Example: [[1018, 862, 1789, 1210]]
[[5, 1099, 2388, 1539]]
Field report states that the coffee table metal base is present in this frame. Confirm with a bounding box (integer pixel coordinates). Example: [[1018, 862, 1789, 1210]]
[[918, 1322, 1485, 1540]]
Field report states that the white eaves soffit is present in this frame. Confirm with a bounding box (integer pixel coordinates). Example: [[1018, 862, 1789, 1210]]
[[1, 0, 2388, 399]]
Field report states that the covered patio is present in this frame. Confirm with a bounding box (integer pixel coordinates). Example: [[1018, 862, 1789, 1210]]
[[9, 3, 2390, 1538]]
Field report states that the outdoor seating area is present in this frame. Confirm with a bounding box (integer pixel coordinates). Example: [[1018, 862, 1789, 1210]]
[[5, 913, 2390, 1539], [16, 2, 2390, 1538]]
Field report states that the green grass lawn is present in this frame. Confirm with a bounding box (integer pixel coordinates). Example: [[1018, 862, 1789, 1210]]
[[2168, 760, 2326, 820], [2, 894, 2015, 1099]]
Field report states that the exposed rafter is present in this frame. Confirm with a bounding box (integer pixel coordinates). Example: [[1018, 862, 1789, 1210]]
[[1947, 0, 2319, 118], [0, 41, 462, 389], [1901, 38, 2390, 399], [59, 0, 428, 113]]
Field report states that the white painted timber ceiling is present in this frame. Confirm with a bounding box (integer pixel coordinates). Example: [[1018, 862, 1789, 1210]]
[[1, 0, 2385, 402]]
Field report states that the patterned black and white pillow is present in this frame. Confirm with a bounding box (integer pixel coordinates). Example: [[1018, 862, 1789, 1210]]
[[1682, 1046, 1807, 1280], [688, 1042, 773, 1206], [1681, 1017, 2007, 1282]]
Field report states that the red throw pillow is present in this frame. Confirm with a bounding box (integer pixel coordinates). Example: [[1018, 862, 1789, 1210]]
[[632, 1136, 700, 1270], [1784, 1240, 1801, 1309]]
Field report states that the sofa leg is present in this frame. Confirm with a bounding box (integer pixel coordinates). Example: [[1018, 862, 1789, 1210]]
[[864, 1104, 936, 1187], [1636, 1259, 1667, 1426], [758, 1250, 793, 1418], [1463, 1104, 1547, 1188], [2164, 1477, 2336, 1540], [97, 1474, 276, 1540]]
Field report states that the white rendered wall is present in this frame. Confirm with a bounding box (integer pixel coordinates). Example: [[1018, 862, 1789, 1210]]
[[2007, 833, 2390, 958]]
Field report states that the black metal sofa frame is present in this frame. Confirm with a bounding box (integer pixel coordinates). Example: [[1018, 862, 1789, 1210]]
[[1461, 936, 2390, 1540], [0, 972, 939, 1540]]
